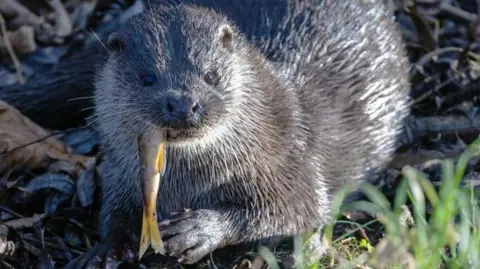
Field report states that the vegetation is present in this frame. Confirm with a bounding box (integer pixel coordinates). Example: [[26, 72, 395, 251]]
[[259, 138, 480, 269]]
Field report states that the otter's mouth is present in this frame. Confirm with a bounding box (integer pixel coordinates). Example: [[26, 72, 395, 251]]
[[165, 128, 200, 142]]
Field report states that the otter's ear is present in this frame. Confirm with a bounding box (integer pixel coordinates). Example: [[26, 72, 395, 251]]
[[106, 32, 125, 53], [217, 24, 234, 52]]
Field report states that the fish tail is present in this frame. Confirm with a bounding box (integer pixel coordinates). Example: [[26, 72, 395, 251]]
[[139, 208, 151, 260], [149, 214, 165, 254]]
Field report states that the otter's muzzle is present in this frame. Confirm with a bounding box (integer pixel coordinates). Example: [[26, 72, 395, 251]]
[[164, 95, 203, 128]]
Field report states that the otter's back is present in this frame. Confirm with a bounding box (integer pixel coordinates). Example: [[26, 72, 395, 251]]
[[257, 0, 410, 191]]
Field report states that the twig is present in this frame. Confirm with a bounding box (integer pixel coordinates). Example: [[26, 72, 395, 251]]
[[390, 149, 464, 170], [0, 205, 25, 218], [399, 115, 480, 148], [0, 25, 36, 63], [49, 230, 73, 261], [441, 82, 480, 109], [411, 75, 456, 106], [0, 126, 89, 155], [21, 238, 42, 257], [22, 235, 85, 256], [0, 13, 24, 84], [1, 261, 15, 269], [410, 47, 464, 78], [440, 3, 477, 23]]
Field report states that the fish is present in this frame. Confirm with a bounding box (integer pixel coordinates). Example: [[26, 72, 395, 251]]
[[137, 131, 167, 260]]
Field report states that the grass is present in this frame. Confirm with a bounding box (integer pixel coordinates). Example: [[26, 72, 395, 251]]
[[257, 137, 480, 269]]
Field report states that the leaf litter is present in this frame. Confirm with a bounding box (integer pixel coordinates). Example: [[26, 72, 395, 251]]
[[0, 100, 89, 173]]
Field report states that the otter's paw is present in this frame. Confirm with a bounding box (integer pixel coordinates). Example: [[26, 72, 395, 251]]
[[159, 209, 225, 264]]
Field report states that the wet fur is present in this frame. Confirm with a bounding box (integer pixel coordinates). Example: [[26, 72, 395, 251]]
[[76, 0, 410, 266]]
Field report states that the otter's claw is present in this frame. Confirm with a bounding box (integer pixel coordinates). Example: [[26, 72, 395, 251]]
[[159, 209, 225, 264]]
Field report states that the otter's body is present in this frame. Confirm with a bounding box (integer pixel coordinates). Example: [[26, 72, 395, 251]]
[[72, 0, 410, 266]]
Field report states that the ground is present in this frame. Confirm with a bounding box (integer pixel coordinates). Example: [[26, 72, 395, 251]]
[[0, 0, 479, 268]]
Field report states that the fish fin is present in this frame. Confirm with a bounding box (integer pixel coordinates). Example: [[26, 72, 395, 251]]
[[157, 143, 167, 177]]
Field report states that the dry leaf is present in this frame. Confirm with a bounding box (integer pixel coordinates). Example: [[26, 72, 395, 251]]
[[342, 211, 371, 222], [369, 237, 416, 269], [36, 227, 55, 269], [44, 193, 70, 214], [0, 25, 36, 65], [0, 0, 56, 44], [23, 173, 75, 195], [76, 157, 97, 207], [0, 213, 46, 254], [47, 159, 79, 177], [0, 100, 89, 173], [46, 0, 73, 40], [0, 213, 46, 231], [0, 236, 15, 257]]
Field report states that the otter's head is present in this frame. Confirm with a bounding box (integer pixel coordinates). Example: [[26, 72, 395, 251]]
[[96, 5, 257, 147]]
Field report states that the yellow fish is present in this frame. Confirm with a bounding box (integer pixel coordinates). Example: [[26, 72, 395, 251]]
[[137, 132, 167, 260]]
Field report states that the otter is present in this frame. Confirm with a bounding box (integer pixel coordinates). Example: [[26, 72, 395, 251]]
[[61, 0, 409, 267]]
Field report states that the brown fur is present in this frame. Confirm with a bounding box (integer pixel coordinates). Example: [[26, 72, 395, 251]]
[[67, 0, 411, 267]]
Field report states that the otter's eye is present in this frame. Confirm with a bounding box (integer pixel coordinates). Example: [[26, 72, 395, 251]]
[[141, 73, 156, 87], [204, 70, 219, 86]]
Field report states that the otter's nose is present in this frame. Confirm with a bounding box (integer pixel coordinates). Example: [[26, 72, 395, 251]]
[[165, 96, 202, 124]]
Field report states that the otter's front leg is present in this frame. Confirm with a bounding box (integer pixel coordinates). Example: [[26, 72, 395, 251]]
[[158, 201, 322, 264], [159, 208, 235, 264]]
